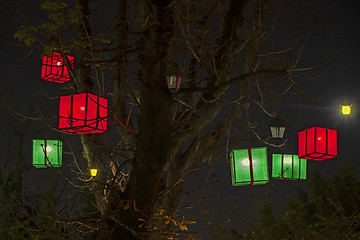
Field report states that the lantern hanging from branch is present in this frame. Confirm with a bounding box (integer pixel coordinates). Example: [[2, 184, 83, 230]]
[[230, 147, 269, 186], [165, 65, 182, 92], [298, 126, 337, 161], [341, 105, 352, 115], [272, 154, 306, 180], [166, 75, 182, 92], [41, 52, 74, 83], [90, 168, 98, 177], [270, 118, 286, 139], [59, 93, 108, 134], [33, 139, 62, 168]]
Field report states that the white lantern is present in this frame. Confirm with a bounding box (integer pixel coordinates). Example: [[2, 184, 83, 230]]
[[270, 118, 286, 139]]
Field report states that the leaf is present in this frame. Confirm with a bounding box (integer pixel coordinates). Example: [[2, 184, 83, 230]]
[[133, 200, 138, 212], [179, 224, 188, 231], [123, 201, 131, 210]]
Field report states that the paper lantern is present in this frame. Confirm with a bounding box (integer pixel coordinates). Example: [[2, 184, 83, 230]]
[[41, 52, 74, 83], [230, 147, 269, 186], [298, 126, 337, 161], [33, 140, 62, 168], [272, 154, 306, 180], [59, 93, 108, 134]]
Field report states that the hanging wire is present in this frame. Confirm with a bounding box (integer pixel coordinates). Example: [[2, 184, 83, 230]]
[[110, 110, 139, 132]]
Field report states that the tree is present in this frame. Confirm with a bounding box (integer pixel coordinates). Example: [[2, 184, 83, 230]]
[[2, 0, 328, 239], [243, 162, 360, 240]]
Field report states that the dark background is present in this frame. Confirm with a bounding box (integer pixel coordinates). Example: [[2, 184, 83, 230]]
[[1, 0, 360, 235]]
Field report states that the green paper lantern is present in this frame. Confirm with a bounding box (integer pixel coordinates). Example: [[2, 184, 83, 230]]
[[33, 140, 62, 168], [230, 147, 269, 186], [272, 154, 306, 180]]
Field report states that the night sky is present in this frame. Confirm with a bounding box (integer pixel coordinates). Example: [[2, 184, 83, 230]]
[[1, 0, 360, 236]]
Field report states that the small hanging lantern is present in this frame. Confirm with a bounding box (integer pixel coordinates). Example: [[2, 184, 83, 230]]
[[230, 147, 269, 186], [33, 139, 62, 168], [59, 93, 108, 134], [166, 75, 182, 92], [341, 105, 351, 115], [90, 168, 98, 177], [272, 154, 306, 180], [41, 52, 74, 83], [270, 118, 286, 139], [298, 126, 337, 161], [165, 65, 182, 92]]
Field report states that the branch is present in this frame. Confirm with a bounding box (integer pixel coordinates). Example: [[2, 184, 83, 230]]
[[176, 69, 289, 94]]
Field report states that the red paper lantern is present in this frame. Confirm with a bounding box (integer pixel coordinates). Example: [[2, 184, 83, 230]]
[[41, 52, 74, 83], [298, 126, 337, 161], [59, 93, 108, 134]]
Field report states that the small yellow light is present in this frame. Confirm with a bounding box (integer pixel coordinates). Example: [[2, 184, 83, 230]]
[[341, 105, 351, 115], [90, 168, 98, 177]]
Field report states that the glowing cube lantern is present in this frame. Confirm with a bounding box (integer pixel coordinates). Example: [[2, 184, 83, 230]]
[[298, 127, 337, 161], [272, 154, 306, 180], [41, 52, 74, 83], [33, 140, 62, 168], [230, 147, 269, 186], [59, 93, 108, 134]]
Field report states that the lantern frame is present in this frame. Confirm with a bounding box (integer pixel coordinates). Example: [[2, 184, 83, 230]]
[[272, 154, 306, 180], [59, 92, 108, 134], [298, 126, 337, 161], [33, 139, 62, 168], [270, 118, 286, 139], [41, 52, 74, 83], [230, 147, 269, 186], [165, 65, 182, 92], [166, 75, 182, 92]]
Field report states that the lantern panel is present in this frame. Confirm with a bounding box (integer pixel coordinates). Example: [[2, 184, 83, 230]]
[[58, 95, 71, 129], [230, 147, 269, 186], [315, 127, 326, 156], [41, 52, 74, 83], [72, 93, 87, 127], [33, 140, 62, 168], [327, 129, 337, 156], [306, 127, 315, 155], [59, 93, 108, 134], [272, 154, 306, 180], [298, 126, 337, 161]]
